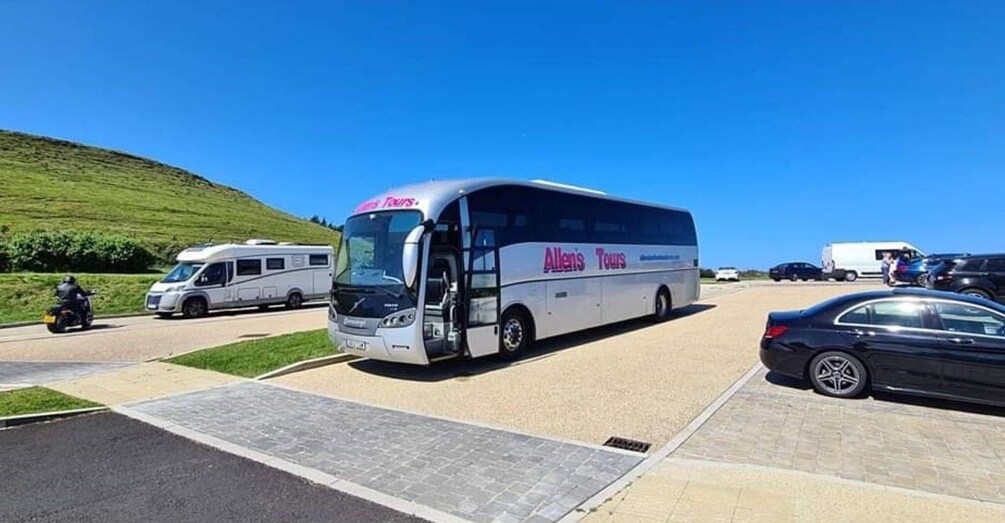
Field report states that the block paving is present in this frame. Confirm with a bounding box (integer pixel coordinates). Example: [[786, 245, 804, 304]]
[[127, 381, 642, 522], [675, 367, 1005, 503]]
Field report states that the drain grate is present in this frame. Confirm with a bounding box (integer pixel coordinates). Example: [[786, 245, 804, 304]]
[[238, 333, 270, 339], [603, 436, 652, 453]]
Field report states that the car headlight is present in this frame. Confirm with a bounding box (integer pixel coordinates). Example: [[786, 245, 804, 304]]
[[379, 308, 416, 328]]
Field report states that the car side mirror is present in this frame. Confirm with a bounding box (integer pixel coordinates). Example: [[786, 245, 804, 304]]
[[402, 224, 427, 290]]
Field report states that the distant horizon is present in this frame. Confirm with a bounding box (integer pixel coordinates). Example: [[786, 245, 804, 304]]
[[3, 2, 1002, 268]]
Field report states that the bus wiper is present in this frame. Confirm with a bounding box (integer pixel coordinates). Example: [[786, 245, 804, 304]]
[[335, 284, 401, 299]]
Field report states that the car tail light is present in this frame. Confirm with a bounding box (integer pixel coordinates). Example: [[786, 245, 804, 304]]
[[763, 325, 789, 339]]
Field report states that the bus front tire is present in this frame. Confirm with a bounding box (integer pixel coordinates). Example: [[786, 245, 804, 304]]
[[182, 298, 208, 319], [286, 292, 304, 310], [499, 309, 531, 361]]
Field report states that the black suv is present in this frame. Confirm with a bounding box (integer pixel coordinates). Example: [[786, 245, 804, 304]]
[[927, 254, 1005, 303], [769, 262, 823, 282]]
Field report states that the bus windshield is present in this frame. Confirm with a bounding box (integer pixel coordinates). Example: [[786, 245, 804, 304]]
[[335, 211, 422, 288], [161, 262, 204, 283]]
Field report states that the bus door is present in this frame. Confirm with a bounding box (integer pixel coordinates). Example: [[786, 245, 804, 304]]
[[461, 216, 502, 357]]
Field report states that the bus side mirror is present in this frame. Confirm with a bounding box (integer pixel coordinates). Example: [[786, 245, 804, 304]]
[[402, 225, 426, 290]]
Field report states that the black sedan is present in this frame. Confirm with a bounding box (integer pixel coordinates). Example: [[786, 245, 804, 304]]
[[760, 288, 1005, 407], [769, 262, 824, 282]]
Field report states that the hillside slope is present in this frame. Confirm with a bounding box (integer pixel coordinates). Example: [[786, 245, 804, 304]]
[[0, 130, 338, 257]]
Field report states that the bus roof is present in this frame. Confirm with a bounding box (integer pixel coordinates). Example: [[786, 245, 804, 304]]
[[349, 177, 691, 221]]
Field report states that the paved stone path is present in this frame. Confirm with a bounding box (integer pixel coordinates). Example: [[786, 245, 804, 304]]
[[675, 367, 1005, 503], [0, 361, 131, 387], [126, 381, 642, 522]]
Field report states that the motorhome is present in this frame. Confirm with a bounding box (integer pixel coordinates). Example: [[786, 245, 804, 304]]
[[146, 240, 334, 318], [822, 241, 924, 282]]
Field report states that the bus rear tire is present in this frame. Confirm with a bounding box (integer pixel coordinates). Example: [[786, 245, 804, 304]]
[[654, 288, 672, 323], [499, 309, 531, 361]]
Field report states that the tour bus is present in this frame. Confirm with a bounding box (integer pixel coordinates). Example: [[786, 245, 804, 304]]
[[329, 178, 699, 365], [146, 240, 334, 318]]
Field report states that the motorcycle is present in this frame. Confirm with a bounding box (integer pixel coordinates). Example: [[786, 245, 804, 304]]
[[44, 290, 98, 334]]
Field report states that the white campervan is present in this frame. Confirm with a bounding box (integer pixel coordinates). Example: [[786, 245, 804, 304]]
[[146, 240, 334, 318], [821, 241, 924, 282]]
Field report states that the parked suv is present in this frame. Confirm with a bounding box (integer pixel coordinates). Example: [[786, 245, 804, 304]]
[[927, 254, 1005, 303], [769, 262, 823, 282]]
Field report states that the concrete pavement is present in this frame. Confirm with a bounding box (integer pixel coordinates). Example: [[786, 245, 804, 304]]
[[0, 305, 326, 362], [48, 362, 240, 405]]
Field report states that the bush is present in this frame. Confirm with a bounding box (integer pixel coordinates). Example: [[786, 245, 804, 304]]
[[0, 240, 8, 272], [6, 230, 154, 272]]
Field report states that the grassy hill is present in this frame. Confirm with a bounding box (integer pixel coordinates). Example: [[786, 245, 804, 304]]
[[0, 130, 339, 259]]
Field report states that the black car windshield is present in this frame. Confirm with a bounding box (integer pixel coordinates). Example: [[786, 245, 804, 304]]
[[161, 262, 204, 283], [335, 211, 422, 287]]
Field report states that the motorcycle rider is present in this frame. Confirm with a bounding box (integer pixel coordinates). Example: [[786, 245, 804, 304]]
[[55, 275, 88, 319]]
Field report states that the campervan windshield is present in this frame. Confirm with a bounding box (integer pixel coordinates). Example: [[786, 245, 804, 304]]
[[161, 262, 204, 283]]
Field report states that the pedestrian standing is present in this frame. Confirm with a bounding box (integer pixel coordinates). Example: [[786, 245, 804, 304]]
[[881, 253, 891, 286]]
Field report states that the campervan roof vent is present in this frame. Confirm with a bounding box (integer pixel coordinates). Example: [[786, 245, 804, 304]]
[[531, 179, 607, 195], [245, 239, 278, 245]]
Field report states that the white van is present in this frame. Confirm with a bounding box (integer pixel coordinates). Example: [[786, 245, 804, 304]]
[[146, 240, 335, 318], [821, 241, 924, 282]]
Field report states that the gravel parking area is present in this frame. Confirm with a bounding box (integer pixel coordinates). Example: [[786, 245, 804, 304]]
[[275, 284, 880, 447]]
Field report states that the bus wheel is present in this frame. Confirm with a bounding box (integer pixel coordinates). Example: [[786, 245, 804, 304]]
[[654, 288, 672, 323], [182, 298, 208, 319], [286, 292, 303, 310], [499, 310, 530, 360]]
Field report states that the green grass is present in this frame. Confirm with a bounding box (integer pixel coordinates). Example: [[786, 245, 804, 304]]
[[0, 387, 101, 417], [167, 329, 337, 378], [0, 272, 162, 324], [0, 130, 339, 256]]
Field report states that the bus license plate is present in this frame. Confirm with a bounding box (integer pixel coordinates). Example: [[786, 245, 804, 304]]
[[345, 339, 367, 351]]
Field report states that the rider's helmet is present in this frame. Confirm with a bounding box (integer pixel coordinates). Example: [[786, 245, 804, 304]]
[[62, 275, 76, 285]]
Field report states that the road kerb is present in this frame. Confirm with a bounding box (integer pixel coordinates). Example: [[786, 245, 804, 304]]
[[558, 361, 765, 522], [254, 353, 358, 380], [0, 406, 107, 429], [115, 405, 471, 523]]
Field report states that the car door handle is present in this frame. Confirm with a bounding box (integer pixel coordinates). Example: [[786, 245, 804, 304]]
[[947, 337, 975, 345]]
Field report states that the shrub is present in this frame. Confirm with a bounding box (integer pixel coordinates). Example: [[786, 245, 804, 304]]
[[0, 239, 8, 272], [6, 230, 154, 273]]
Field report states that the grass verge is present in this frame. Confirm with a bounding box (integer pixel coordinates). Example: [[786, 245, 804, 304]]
[[166, 329, 337, 378], [0, 387, 102, 418], [0, 272, 162, 324]]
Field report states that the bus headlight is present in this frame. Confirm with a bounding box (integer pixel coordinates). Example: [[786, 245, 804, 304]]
[[380, 308, 416, 328], [328, 304, 338, 323]]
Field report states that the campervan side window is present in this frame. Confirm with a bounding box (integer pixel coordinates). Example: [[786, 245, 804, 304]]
[[266, 258, 285, 270], [237, 259, 262, 276], [309, 254, 329, 266]]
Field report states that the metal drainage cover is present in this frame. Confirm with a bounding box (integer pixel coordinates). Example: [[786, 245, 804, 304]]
[[603, 436, 652, 454], [238, 333, 270, 339]]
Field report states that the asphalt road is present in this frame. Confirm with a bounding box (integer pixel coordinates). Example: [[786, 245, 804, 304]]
[[0, 305, 327, 363], [0, 412, 424, 523]]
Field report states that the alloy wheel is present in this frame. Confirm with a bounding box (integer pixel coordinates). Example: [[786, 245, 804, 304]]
[[813, 355, 860, 395], [502, 317, 524, 352]]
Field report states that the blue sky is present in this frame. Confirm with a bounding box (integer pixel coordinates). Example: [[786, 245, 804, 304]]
[[2, 1, 1003, 268]]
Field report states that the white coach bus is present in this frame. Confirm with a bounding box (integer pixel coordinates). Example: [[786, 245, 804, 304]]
[[329, 178, 699, 365], [146, 240, 334, 318]]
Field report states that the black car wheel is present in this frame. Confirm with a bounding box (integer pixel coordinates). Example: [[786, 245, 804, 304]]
[[961, 288, 992, 300], [182, 298, 208, 318], [916, 274, 927, 286], [286, 292, 304, 310], [809, 351, 868, 398], [789, 273, 798, 282]]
